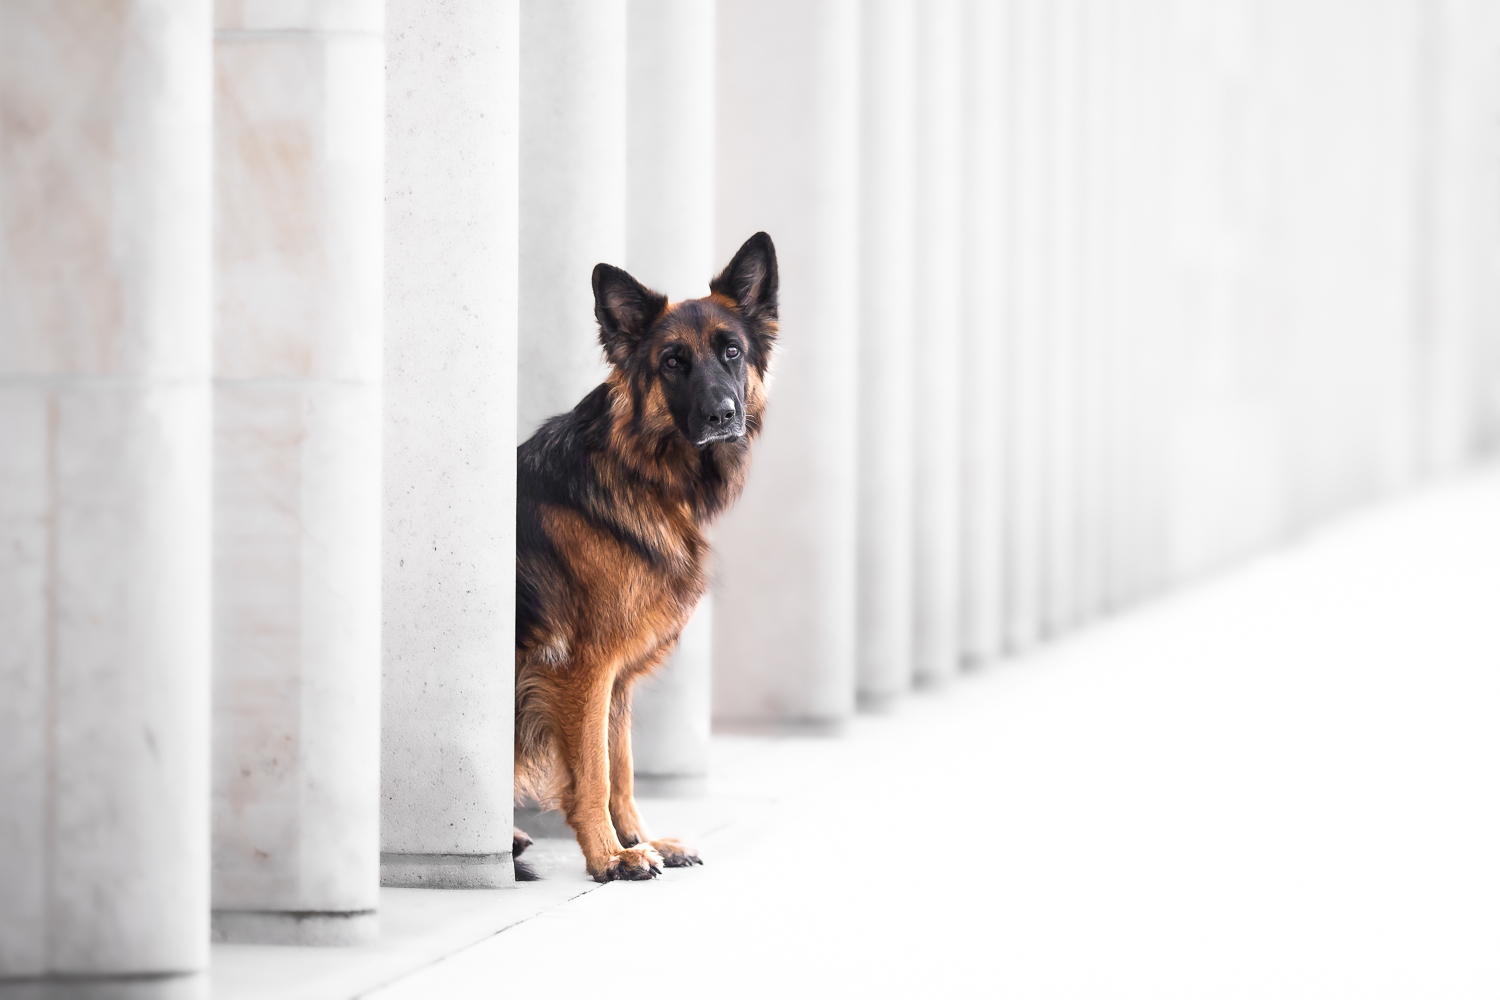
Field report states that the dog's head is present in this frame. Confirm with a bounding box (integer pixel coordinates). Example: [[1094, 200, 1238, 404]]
[[594, 232, 778, 449]]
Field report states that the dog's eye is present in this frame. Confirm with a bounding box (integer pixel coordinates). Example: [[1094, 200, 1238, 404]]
[[725, 346, 740, 360], [663, 356, 682, 370]]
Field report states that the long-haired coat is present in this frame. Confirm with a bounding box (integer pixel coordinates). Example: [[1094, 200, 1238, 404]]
[[513, 233, 778, 881]]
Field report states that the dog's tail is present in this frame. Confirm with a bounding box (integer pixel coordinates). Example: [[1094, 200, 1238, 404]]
[[513, 858, 540, 881]]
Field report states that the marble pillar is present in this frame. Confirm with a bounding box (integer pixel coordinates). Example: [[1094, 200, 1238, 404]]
[[855, 0, 917, 707], [211, 0, 384, 945], [625, 0, 717, 792], [959, 0, 1008, 665], [0, 1, 213, 994], [518, 0, 627, 438], [380, 0, 520, 889], [912, 0, 965, 685], [712, 0, 860, 727]]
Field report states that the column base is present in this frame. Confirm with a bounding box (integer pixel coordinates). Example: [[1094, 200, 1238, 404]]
[[632, 774, 707, 798], [379, 852, 515, 889], [511, 807, 572, 839], [0, 973, 205, 1000], [210, 909, 377, 946], [856, 690, 904, 714]]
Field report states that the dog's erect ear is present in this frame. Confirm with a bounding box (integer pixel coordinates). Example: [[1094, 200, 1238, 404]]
[[594, 264, 668, 366], [710, 232, 778, 323]]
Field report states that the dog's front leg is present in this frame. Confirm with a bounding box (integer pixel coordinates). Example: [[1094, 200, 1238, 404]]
[[558, 667, 662, 882], [609, 672, 704, 870], [607, 676, 649, 847]]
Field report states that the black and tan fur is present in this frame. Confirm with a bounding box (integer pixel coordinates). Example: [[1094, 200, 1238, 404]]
[[513, 233, 778, 882]]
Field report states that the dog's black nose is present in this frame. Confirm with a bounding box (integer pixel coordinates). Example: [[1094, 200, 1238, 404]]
[[706, 398, 736, 426]]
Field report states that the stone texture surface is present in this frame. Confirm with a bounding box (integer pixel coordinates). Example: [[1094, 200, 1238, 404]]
[[380, 0, 519, 889], [210, 0, 383, 944], [0, 0, 213, 983]]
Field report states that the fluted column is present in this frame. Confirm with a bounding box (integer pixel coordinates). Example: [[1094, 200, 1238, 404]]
[[518, 0, 627, 438], [959, 0, 1008, 665], [713, 0, 860, 727], [855, 0, 917, 707], [624, 0, 717, 792], [0, 1, 212, 993], [381, 1, 520, 889], [911, 0, 965, 685], [211, 0, 384, 945]]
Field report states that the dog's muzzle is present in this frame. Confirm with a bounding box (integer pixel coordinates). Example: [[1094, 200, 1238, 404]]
[[694, 396, 744, 446]]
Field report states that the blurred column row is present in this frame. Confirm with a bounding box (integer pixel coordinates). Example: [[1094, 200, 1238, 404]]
[[709, 0, 1500, 729]]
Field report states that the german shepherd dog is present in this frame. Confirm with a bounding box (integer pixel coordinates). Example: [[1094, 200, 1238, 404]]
[[512, 233, 778, 882]]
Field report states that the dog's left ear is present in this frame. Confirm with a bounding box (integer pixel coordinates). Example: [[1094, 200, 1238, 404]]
[[594, 264, 668, 366], [710, 231, 778, 323]]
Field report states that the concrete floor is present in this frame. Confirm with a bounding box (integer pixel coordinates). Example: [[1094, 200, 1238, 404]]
[[216, 464, 1500, 999]]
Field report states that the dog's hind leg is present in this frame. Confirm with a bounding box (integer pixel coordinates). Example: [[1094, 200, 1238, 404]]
[[556, 665, 663, 882]]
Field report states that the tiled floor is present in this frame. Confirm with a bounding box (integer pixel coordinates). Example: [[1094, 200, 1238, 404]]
[[214, 464, 1500, 999]]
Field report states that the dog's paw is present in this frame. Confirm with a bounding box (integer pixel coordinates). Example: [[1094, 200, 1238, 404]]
[[594, 844, 663, 883], [649, 838, 703, 868], [512, 827, 533, 859]]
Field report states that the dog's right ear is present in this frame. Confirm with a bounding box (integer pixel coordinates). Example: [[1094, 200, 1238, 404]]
[[594, 264, 668, 366], [710, 232, 778, 324]]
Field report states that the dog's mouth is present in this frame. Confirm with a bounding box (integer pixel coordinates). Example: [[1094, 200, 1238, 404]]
[[694, 422, 745, 447]]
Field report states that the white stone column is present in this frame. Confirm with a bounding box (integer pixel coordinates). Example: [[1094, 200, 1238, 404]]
[[1005, 0, 1051, 651], [855, 0, 917, 707], [0, 1, 212, 993], [712, 0, 860, 727], [1078, 0, 1119, 620], [625, 0, 718, 791], [380, 1, 520, 889], [911, 0, 965, 685], [211, 0, 383, 945], [1421, 0, 1500, 470], [629, 602, 713, 796], [519, 0, 627, 438], [1043, 0, 1083, 635], [959, 0, 1008, 665]]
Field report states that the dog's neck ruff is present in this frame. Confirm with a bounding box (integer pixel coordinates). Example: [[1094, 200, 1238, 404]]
[[602, 376, 756, 527]]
